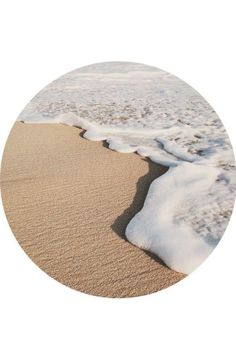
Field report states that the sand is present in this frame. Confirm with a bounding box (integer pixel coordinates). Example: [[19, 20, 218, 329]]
[[1, 122, 184, 297]]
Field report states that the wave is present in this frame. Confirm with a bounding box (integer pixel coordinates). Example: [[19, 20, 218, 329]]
[[18, 62, 236, 274]]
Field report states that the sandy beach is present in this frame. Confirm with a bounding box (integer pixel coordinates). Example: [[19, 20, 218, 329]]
[[1, 122, 184, 297]]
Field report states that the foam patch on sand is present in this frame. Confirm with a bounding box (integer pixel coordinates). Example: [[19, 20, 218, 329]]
[[18, 62, 236, 274]]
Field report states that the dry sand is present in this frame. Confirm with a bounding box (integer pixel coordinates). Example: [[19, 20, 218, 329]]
[[1, 122, 184, 297]]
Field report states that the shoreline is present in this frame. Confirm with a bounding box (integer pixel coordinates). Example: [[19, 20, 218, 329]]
[[1, 122, 185, 297]]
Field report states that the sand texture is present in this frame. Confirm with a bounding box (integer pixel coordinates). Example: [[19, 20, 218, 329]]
[[1, 122, 184, 297]]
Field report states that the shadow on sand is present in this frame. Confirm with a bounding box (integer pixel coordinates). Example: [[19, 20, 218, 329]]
[[103, 140, 169, 267], [111, 155, 168, 266]]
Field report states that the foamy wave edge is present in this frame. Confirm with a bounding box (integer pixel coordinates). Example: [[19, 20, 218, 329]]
[[19, 112, 236, 274]]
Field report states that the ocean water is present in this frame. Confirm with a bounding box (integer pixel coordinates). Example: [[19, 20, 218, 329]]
[[19, 62, 236, 274]]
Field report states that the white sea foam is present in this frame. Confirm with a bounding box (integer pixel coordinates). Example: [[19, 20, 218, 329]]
[[18, 62, 236, 274]]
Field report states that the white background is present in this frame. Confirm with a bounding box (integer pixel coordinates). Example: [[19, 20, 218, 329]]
[[0, 1, 236, 350]]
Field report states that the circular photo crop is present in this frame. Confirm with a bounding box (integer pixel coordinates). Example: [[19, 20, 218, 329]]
[[1, 62, 235, 297]]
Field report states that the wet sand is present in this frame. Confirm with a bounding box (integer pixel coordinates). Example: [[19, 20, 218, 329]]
[[1, 122, 184, 297]]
